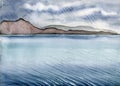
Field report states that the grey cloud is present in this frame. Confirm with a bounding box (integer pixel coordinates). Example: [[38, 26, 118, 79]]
[[0, 0, 120, 30]]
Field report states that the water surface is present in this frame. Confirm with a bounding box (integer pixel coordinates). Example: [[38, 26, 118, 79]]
[[0, 35, 120, 86]]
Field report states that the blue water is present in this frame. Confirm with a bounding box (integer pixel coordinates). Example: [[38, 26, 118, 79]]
[[0, 35, 120, 86]]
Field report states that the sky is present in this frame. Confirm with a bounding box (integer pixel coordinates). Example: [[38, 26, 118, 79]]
[[0, 0, 120, 32]]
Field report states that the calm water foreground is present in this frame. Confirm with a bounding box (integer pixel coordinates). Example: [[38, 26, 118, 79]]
[[0, 35, 120, 86]]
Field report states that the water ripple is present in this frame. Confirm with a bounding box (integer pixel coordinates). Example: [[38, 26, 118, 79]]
[[1, 64, 120, 86]]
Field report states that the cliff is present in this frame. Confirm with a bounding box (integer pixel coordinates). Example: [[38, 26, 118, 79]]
[[0, 18, 118, 35], [0, 18, 42, 34]]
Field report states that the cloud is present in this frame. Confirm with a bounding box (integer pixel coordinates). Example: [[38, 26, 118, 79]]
[[100, 10, 117, 16], [72, 7, 118, 17], [24, 1, 82, 11], [0, 0, 4, 9], [0, 0, 120, 32], [24, 10, 120, 33], [24, 3, 59, 11], [23, 0, 120, 33], [25, 12, 113, 29], [23, 1, 118, 18]]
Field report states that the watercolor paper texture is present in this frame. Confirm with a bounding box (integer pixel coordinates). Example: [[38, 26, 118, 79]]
[[0, 0, 120, 86]]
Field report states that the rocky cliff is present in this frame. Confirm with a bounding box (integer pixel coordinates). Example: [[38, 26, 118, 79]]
[[0, 18, 42, 34], [0, 18, 118, 35]]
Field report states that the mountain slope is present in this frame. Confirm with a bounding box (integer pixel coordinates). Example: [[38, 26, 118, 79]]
[[44, 25, 98, 31], [45, 25, 116, 33]]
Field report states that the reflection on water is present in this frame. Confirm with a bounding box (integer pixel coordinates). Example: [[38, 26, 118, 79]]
[[0, 35, 120, 86]]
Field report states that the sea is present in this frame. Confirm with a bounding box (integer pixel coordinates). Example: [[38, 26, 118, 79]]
[[0, 35, 120, 86]]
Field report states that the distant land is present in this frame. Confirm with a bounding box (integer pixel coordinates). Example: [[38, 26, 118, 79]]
[[0, 18, 119, 35]]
